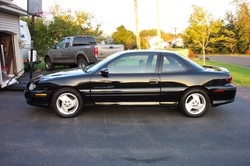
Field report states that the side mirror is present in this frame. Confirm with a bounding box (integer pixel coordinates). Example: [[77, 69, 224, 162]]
[[100, 68, 109, 77], [51, 45, 56, 49]]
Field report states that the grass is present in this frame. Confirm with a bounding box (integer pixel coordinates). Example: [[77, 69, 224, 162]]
[[31, 61, 68, 71], [194, 59, 250, 87], [37, 60, 45, 70]]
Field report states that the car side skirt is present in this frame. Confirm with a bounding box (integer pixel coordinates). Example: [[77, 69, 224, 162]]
[[94, 101, 178, 105], [212, 99, 235, 107]]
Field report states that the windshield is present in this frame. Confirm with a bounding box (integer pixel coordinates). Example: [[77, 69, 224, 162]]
[[85, 52, 122, 73]]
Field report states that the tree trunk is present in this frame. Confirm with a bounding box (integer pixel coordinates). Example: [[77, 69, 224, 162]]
[[202, 46, 206, 65]]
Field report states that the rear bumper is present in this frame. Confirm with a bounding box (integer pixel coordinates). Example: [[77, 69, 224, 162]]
[[207, 84, 237, 106], [212, 99, 235, 107]]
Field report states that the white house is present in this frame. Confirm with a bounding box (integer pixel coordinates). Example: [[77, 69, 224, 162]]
[[147, 36, 169, 50], [171, 37, 184, 48]]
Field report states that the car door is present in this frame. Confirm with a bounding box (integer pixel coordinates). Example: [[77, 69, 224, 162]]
[[52, 38, 71, 63], [52, 38, 65, 62], [159, 53, 188, 104], [61, 37, 72, 63], [90, 52, 161, 104], [59, 37, 72, 63]]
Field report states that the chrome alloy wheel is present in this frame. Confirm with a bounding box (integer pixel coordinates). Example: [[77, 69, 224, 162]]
[[184, 93, 206, 115], [56, 93, 79, 115]]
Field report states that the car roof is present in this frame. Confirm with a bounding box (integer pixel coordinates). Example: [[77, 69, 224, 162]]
[[114, 49, 204, 71], [118, 49, 177, 54]]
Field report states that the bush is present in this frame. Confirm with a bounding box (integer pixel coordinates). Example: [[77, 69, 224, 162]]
[[246, 49, 250, 55], [188, 49, 196, 59]]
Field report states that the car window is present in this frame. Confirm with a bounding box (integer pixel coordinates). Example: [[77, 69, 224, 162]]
[[56, 39, 66, 49], [65, 38, 71, 48], [107, 53, 157, 74], [73, 36, 96, 46], [162, 55, 186, 73]]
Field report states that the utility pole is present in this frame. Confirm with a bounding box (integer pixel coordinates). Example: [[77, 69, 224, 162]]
[[134, 0, 141, 49], [156, 0, 161, 49]]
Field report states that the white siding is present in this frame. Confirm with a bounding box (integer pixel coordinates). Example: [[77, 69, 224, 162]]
[[0, 11, 24, 76], [0, 11, 19, 33]]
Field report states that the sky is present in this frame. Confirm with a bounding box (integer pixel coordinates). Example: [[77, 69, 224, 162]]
[[12, 0, 236, 35]]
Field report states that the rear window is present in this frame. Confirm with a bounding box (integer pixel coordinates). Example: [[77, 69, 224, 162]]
[[72, 36, 96, 46], [162, 55, 186, 73]]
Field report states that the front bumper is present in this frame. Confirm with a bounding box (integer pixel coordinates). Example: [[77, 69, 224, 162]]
[[24, 89, 52, 107]]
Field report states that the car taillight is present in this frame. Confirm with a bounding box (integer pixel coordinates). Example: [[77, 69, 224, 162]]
[[227, 75, 232, 83], [94, 46, 98, 58]]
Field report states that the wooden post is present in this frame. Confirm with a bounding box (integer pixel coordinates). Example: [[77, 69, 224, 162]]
[[134, 0, 140, 49]]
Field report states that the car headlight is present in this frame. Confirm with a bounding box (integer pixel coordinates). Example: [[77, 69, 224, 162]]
[[29, 83, 36, 90]]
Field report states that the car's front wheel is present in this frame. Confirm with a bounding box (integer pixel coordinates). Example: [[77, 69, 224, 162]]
[[52, 88, 83, 118], [179, 88, 210, 117]]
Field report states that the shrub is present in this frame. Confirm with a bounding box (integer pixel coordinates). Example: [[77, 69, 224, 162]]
[[246, 49, 250, 55], [188, 49, 196, 59]]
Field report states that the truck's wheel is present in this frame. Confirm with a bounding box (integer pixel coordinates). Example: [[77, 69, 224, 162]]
[[45, 57, 54, 71], [52, 88, 83, 118], [77, 56, 87, 68], [179, 88, 210, 117]]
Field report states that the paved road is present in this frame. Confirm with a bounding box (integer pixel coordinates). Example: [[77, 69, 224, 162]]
[[208, 55, 250, 68], [0, 87, 250, 166]]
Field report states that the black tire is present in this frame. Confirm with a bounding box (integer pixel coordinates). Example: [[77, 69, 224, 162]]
[[77, 56, 87, 68], [179, 88, 210, 117], [52, 88, 83, 118], [45, 57, 54, 71]]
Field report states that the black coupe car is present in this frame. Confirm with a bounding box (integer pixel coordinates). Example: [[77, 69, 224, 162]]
[[25, 50, 237, 118]]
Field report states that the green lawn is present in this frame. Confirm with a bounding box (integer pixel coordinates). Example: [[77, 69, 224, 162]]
[[35, 61, 67, 71], [194, 59, 250, 87]]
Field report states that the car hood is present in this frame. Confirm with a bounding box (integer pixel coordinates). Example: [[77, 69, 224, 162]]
[[39, 68, 87, 81]]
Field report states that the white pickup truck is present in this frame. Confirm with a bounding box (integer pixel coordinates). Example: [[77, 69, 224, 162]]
[[97, 44, 124, 60]]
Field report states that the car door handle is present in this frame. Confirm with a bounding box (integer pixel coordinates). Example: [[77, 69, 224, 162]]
[[149, 79, 158, 84]]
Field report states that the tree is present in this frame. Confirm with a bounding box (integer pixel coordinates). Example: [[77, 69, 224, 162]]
[[235, 2, 250, 53], [206, 19, 225, 54], [21, 17, 52, 60], [231, 0, 250, 53], [185, 5, 214, 65], [48, 4, 103, 42], [221, 12, 238, 54], [112, 25, 136, 50], [21, 4, 103, 60]]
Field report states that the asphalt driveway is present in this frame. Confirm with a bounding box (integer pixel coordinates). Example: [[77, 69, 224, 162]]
[[0, 86, 250, 165], [0, 55, 249, 165]]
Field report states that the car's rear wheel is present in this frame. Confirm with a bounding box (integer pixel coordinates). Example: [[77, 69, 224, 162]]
[[77, 56, 87, 68], [52, 88, 83, 118], [179, 88, 210, 117], [45, 57, 54, 71]]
